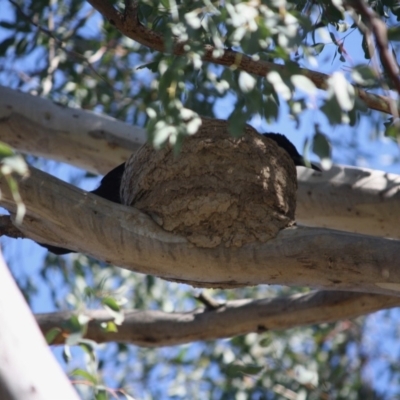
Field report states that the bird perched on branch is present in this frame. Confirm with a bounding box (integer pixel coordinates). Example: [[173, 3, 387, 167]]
[[41, 133, 319, 254], [262, 133, 321, 171]]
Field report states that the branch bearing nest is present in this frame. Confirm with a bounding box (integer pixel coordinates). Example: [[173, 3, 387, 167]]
[[121, 118, 297, 248]]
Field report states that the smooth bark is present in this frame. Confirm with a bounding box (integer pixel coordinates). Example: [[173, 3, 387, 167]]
[[0, 167, 399, 296], [0, 85, 144, 174], [36, 291, 400, 347], [0, 251, 79, 400]]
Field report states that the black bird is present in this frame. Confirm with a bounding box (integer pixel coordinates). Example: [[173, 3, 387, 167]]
[[40, 162, 126, 255], [262, 133, 321, 172], [42, 133, 319, 255]]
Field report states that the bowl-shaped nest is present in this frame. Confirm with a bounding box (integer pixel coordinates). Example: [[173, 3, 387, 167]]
[[121, 118, 297, 248]]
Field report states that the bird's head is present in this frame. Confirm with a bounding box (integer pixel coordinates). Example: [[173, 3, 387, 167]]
[[261, 133, 321, 172]]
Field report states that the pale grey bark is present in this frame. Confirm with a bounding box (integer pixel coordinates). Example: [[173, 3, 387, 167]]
[[0, 167, 399, 296], [1, 85, 399, 239], [0, 251, 79, 400], [35, 291, 400, 347], [297, 166, 400, 239], [0, 85, 144, 173]]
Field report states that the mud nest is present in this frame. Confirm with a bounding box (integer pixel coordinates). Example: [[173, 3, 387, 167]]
[[121, 118, 297, 248]]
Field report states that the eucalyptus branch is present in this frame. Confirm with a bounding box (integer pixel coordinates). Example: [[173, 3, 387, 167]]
[[348, 0, 400, 94], [36, 291, 400, 347], [0, 166, 400, 296], [1, 86, 400, 240], [9, 0, 111, 89], [86, 0, 398, 116]]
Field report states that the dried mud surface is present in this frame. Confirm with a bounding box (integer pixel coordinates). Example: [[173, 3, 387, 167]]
[[121, 118, 297, 248]]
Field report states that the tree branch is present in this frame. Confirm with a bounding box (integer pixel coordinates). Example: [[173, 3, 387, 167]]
[[1, 86, 399, 240], [36, 291, 400, 347], [296, 166, 400, 240], [0, 86, 144, 174], [0, 250, 79, 400], [348, 0, 400, 94], [86, 0, 397, 116], [0, 166, 400, 296]]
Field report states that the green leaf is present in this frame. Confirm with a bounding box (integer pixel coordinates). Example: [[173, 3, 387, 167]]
[[384, 123, 400, 139], [290, 74, 317, 95], [312, 43, 325, 55], [228, 106, 248, 137], [102, 297, 121, 312], [101, 321, 118, 332], [320, 96, 343, 125], [312, 130, 332, 170], [159, 0, 170, 9], [137, 61, 160, 72], [267, 71, 291, 100], [0, 21, 14, 30], [79, 338, 98, 353], [70, 368, 98, 384], [328, 72, 355, 111], [388, 27, 400, 41], [0, 37, 14, 56], [15, 37, 28, 55], [67, 314, 84, 332], [95, 389, 108, 400], [45, 327, 61, 344], [351, 65, 377, 87], [226, 363, 264, 376], [259, 336, 272, 347], [0, 142, 14, 158], [238, 71, 256, 93], [263, 95, 279, 123], [62, 345, 72, 364], [333, 21, 349, 32]]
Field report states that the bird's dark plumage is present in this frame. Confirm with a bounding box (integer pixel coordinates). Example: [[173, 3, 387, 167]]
[[262, 133, 321, 171], [90, 162, 125, 204], [40, 162, 126, 255]]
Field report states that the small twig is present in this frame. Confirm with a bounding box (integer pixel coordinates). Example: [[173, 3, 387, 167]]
[[348, 0, 400, 94], [195, 292, 224, 310], [9, 0, 112, 89]]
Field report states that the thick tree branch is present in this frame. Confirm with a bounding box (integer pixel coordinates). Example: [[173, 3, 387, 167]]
[[296, 166, 400, 239], [0, 167, 399, 296], [1, 86, 399, 240], [36, 291, 400, 347], [86, 0, 397, 116], [0, 86, 144, 174], [0, 250, 79, 400]]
